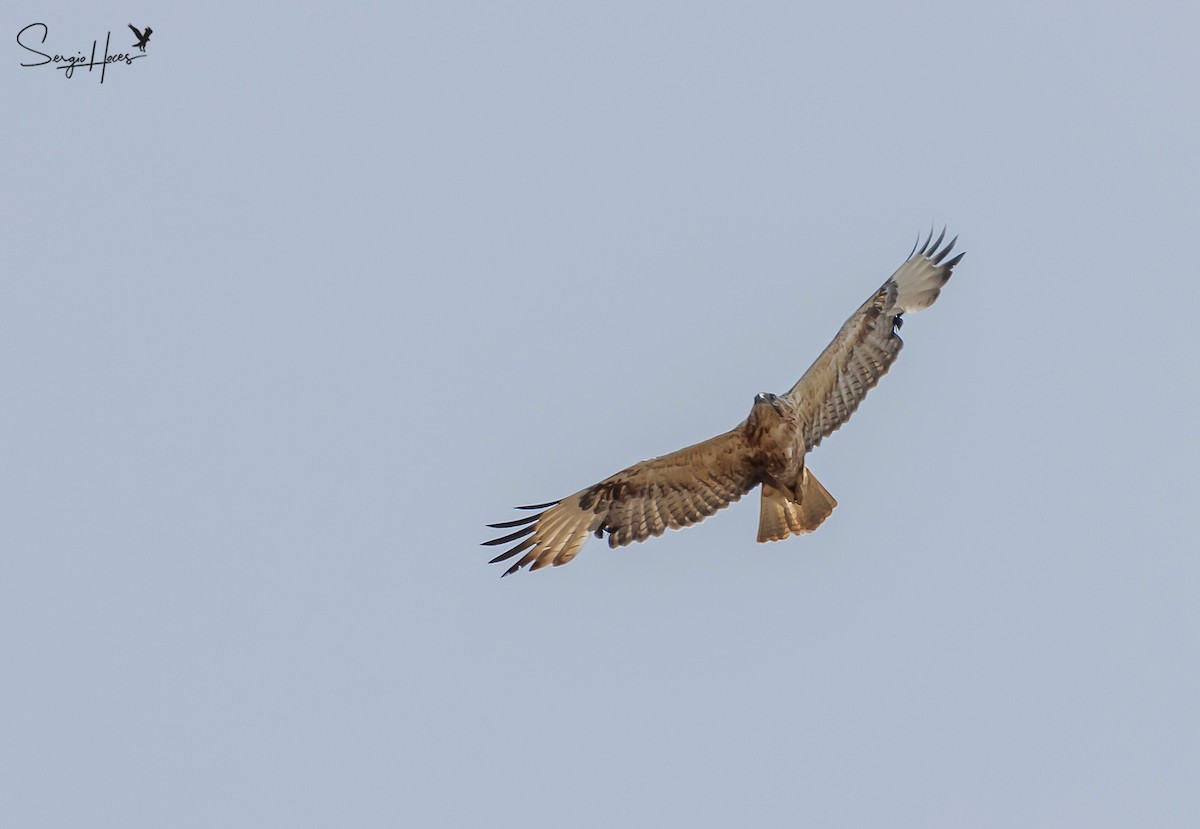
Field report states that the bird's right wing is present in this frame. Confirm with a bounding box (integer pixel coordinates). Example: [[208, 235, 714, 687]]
[[128, 24, 142, 38], [781, 230, 963, 451], [485, 426, 758, 575]]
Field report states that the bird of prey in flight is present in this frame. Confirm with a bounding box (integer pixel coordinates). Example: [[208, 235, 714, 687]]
[[128, 24, 152, 52], [485, 229, 964, 575]]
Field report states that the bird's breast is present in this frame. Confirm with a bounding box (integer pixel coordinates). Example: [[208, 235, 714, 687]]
[[746, 413, 802, 481]]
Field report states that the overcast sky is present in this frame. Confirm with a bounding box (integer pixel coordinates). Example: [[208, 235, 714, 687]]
[[3, 2, 1199, 826]]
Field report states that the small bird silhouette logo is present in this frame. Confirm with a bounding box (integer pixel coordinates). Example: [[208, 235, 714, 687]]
[[128, 24, 152, 52]]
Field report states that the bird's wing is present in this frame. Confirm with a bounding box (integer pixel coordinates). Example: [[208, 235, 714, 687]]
[[485, 426, 758, 575], [128, 24, 143, 38], [781, 229, 963, 451]]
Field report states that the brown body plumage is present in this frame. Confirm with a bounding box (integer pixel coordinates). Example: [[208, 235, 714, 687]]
[[485, 229, 964, 575]]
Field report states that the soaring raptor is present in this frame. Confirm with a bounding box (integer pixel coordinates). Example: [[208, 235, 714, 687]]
[[128, 24, 152, 53], [485, 229, 964, 575]]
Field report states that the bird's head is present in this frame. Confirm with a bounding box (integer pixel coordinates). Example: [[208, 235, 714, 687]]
[[754, 391, 780, 410], [747, 392, 787, 438], [750, 391, 785, 420]]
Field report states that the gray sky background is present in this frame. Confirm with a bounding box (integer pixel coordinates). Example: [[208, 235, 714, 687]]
[[3, 2, 1198, 826]]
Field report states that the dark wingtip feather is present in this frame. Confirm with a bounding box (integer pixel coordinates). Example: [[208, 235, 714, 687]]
[[488, 536, 536, 564], [486, 514, 541, 529], [932, 236, 958, 264], [486, 500, 559, 573], [930, 226, 946, 254], [482, 524, 537, 547], [918, 226, 934, 255]]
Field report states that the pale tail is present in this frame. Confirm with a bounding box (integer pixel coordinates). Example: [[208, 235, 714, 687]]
[[757, 468, 838, 543]]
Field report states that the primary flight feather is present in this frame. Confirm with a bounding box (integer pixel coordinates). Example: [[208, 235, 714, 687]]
[[485, 229, 964, 575]]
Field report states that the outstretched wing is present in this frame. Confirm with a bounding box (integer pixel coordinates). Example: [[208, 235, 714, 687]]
[[128, 24, 143, 39], [485, 427, 759, 576], [782, 229, 963, 451]]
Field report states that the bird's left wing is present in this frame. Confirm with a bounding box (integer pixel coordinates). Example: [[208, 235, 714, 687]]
[[485, 426, 758, 576], [128, 24, 142, 38], [782, 229, 963, 451]]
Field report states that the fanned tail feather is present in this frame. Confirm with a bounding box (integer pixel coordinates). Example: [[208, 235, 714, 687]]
[[757, 469, 838, 543]]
